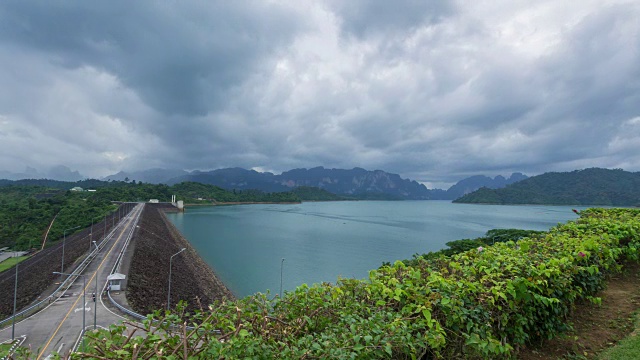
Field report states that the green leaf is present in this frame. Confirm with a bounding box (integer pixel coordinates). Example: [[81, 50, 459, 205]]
[[385, 344, 392, 356]]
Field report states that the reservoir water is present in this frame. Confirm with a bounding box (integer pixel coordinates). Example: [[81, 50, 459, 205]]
[[165, 201, 587, 298]]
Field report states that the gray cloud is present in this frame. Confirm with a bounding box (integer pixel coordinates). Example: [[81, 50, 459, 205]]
[[0, 1, 302, 116], [0, 0, 639, 187], [327, 0, 456, 38]]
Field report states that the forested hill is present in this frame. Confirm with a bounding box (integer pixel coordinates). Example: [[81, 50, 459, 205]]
[[454, 168, 640, 206], [0, 181, 303, 250]]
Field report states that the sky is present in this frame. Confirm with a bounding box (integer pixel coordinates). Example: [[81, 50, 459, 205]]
[[0, 1, 639, 188]]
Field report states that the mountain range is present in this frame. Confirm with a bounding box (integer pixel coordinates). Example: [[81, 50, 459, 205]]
[[0, 165, 83, 182], [104, 167, 528, 200], [0, 165, 528, 200], [3, 165, 638, 205]]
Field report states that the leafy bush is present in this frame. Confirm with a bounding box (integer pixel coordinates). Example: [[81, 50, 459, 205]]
[[72, 208, 640, 359], [391, 228, 545, 267]]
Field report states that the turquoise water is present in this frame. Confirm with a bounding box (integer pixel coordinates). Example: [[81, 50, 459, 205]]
[[165, 201, 587, 298]]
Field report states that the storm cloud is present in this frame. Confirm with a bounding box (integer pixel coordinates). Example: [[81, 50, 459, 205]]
[[0, 0, 638, 187]]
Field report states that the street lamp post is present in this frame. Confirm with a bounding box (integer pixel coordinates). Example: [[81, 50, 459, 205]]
[[61, 225, 83, 281], [11, 263, 18, 340], [53, 272, 86, 351], [89, 220, 93, 252], [167, 248, 186, 311], [92, 241, 99, 330], [280, 258, 285, 298]]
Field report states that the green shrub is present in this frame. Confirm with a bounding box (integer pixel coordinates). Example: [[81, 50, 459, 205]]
[[74, 208, 640, 359]]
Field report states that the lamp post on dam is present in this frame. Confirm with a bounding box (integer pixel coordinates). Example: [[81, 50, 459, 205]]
[[167, 248, 186, 310]]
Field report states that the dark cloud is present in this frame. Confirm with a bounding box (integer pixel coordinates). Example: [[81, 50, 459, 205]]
[[0, 1, 638, 186], [0, 1, 302, 116]]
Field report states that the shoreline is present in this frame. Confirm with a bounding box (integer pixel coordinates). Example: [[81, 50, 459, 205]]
[[191, 201, 301, 206], [158, 208, 235, 300], [126, 204, 234, 315]]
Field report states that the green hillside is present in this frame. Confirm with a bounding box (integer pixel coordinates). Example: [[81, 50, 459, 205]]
[[291, 186, 346, 201], [454, 168, 640, 206]]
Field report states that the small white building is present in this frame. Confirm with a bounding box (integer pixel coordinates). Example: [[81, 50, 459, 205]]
[[70, 187, 83, 192], [149, 199, 159, 203], [107, 273, 126, 291]]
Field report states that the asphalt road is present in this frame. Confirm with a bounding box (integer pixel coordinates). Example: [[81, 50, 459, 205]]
[[0, 203, 144, 359]]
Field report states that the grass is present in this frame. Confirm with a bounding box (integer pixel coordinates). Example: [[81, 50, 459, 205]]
[[0, 256, 29, 272], [598, 311, 640, 360], [0, 342, 13, 357]]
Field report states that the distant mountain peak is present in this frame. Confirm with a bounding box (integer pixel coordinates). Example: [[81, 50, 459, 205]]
[[439, 173, 529, 199]]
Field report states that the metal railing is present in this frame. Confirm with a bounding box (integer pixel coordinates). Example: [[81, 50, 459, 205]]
[[107, 290, 145, 320], [105, 204, 146, 320]]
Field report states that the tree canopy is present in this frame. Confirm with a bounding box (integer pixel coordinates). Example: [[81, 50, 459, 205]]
[[454, 168, 640, 206]]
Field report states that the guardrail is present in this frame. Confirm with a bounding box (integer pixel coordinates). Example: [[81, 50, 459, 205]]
[[105, 204, 147, 320], [107, 289, 145, 320], [70, 204, 145, 354], [0, 206, 135, 330]]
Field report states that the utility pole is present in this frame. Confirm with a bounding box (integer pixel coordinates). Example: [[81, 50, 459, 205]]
[[92, 241, 99, 329], [280, 258, 285, 298], [167, 248, 186, 310], [11, 263, 18, 340], [89, 220, 93, 252]]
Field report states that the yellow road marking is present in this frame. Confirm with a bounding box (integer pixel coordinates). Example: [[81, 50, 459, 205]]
[[37, 207, 138, 359]]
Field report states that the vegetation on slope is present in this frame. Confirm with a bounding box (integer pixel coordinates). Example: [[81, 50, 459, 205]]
[[0, 186, 119, 250], [171, 181, 300, 203], [454, 168, 640, 206], [70, 208, 640, 359], [291, 186, 346, 201], [0, 203, 134, 318], [386, 228, 545, 267]]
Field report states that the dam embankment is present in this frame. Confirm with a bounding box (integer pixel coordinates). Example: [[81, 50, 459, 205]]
[[126, 203, 234, 315]]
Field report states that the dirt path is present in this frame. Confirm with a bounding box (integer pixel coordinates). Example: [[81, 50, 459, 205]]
[[39, 211, 59, 250], [518, 262, 640, 359]]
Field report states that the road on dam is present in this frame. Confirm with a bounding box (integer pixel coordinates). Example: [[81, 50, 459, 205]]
[[0, 203, 144, 359]]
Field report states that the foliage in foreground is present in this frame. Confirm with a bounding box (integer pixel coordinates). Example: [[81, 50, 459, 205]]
[[386, 228, 546, 267], [63, 208, 640, 359]]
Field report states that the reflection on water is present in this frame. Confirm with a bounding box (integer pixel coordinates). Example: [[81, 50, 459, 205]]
[[166, 201, 587, 298]]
